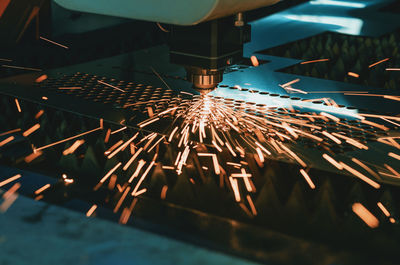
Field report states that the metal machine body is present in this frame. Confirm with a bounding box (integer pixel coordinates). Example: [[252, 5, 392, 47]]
[[54, 0, 279, 92], [169, 15, 251, 91]]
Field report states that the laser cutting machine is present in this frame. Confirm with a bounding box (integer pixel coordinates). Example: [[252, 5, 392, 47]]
[[1, 1, 400, 264], [54, 0, 279, 92]]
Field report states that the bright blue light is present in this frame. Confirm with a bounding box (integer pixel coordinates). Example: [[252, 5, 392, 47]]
[[309, 0, 366, 8], [283, 14, 364, 35]]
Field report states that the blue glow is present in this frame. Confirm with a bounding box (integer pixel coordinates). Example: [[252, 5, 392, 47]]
[[309, 0, 366, 8], [283, 14, 364, 35]]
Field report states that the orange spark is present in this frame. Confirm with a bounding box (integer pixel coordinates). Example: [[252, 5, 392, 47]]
[[35, 110, 44, 119], [58, 87, 82, 90], [283, 86, 308, 94], [97, 80, 126, 92], [320, 112, 340, 122], [133, 188, 147, 197], [160, 185, 168, 200], [35, 74, 48, 83], [102, 130, 111, 145], [299, 169, 315, 189], [256, 147, 265, 163], [40, 36, 69, 49], [62, 139, 85, 155], [116, 184, 123, 193], [110, 126, 127, 135], [361, 120, 389, 131], [255, 141, 271, 155], [368, 58, 389, 68], [388, 152, 400, 161], [34, 195, 44, 201], [119, 198, 138, 224], [123, 147, 143, 171], [147, 106, 154, 117], [352, 203, 379, 228], [34, 184, 50, 195], [86, 204, 97, 217], [108, 174, 117, 190], [212, 140, 223, 152], [197, 153, 221, 175], [229, 177, 241, 202], [238, 203, 253, 218], [64, 179, 74, 184], [128, 160, 147, 183], [246, 195, 257, 216], [300, 58, 329, 65], [348, 72, 359, 78], [143, 133, 158, 150], [340, 162, 380, 189], [332, 133, 368, 150], [0, 174, 21, 188], [130, 143, 135, 155], [377, 202, 390, 217], [281, 78, 300, 87], [1, 65, 42, 71], [0, 193, 18, 213], [3, 183, 21, 199], [321, 131, 342, 144], [0, 136, 14, 147], [250, 55, 259, 67], [35, 127, 102, 152], [14, 99, 21, 112], [0, 128, 21, 137], [174, 151, 182, 166], [22, 123, 40, 137], [243, 176, 255, 192], [108, 133, 139, 159], [383, 95, 400, 102], [100, 162, 122, 183], [131, 161, 155, 196], [379, 172, 398, 178], [24, 151, 43, 163], [351, 158, 380, 179], [114, 186, 131, 213], [384, 164, 400, 178], [212, 155, 221, 175], [231, 172, 252, 178], [147, 136, 165, 153], [138, 117, 160, 128], [279, 143, 307, 168], [168, 126, 179, 142], [104, 140, 124, 156]]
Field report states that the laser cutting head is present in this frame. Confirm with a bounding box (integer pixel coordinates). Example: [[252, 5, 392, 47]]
[[170, 15, 251, 94]]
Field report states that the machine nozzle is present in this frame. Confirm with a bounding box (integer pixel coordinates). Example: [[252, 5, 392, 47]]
[[186, 66, 223, 94]]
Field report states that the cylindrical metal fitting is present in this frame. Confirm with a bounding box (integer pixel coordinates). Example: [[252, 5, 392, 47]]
[[186, 66, 223, 92]]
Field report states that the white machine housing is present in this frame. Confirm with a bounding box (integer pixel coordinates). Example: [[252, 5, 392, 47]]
[[54, 0, 280, 25]]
